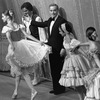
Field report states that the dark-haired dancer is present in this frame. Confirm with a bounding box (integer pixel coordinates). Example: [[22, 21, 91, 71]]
[[21, 2, 48, 85], [79, 27, 100, 100], [59, 23, 92, 99]]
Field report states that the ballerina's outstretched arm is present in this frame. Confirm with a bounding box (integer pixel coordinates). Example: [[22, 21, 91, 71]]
[[19, 24, 42, 44], [79, 42, 90, 47]]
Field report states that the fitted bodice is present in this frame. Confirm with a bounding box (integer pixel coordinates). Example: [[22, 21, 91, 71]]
[[63, 38, 80, 55], [4, 25, 23, 42], [10, 27, 22, 41]]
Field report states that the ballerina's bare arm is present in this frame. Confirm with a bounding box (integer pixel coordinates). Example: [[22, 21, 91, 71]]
[[79, 42, 90, 47], [20, 24, 41, 44], [79, 47, 89, 58], [6, 32, 13, 44]]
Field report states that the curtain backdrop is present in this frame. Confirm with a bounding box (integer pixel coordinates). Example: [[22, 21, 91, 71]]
[[0, 0, 100, 71]]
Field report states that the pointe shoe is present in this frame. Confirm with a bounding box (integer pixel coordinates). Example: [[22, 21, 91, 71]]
[[32, 80, 38, 86], [32, 79, 41, 86], [12, 94, 17, 99], [31, 91, 37, 100]]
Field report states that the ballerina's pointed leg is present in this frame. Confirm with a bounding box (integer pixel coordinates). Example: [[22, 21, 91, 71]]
[[12, 75, 21, 99], [31, 91, 37, 100]]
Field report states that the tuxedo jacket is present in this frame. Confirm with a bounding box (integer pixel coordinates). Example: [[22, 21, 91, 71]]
[[31, 15, 67, 53]]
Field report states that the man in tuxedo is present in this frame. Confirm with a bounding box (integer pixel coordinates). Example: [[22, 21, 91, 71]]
[[30, 3, 68, 95]]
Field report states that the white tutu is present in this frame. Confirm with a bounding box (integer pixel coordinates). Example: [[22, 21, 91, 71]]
[[84, 72, 100, 100], [11, 39, 51, 67], [2, 25, 51, 76]]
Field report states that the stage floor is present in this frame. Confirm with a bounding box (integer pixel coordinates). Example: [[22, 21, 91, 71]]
[[0, 71, 83, 100]]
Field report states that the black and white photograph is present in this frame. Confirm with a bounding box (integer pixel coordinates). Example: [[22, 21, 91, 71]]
[[0, 0, 100, 100]]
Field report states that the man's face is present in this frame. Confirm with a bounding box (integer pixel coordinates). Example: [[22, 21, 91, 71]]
[[22, 7, 31, 17], [49, 6, 58, 18]]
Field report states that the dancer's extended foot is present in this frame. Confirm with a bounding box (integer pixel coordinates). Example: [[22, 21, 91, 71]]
[[32, 78, 41, 86], [12, 93, 17, 99], [31, 91, 37, 100]]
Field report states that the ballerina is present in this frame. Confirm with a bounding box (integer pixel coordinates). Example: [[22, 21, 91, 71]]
[[1, 9, 51, 100], [59, 23, 92, 99], [79, 27, 100, 100]]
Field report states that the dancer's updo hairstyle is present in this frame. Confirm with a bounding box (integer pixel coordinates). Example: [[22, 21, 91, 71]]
[[2, 10, 14, 20]]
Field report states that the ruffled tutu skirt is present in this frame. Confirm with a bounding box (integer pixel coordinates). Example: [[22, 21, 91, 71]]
[[59, 54, 92, 87], [6, 39, 51, 76], [84, 71, 100, 100]]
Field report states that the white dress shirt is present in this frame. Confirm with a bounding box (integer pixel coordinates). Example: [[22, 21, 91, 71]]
[[50, 15, 58, 35]]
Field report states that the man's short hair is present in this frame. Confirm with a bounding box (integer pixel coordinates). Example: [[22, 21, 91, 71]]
[[49, 3, 59, 10]]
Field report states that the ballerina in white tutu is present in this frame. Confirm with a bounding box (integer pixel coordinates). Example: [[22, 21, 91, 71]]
[[1, 10, 51, 100]]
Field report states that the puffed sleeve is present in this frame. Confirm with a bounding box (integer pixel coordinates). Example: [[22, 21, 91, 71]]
[[35, 16, 42, 22], [1, 26, 9, 34], [70, 39, 80, 48], [19, 24, 25, 29]]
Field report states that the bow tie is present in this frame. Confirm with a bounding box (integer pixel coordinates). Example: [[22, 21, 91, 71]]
[[51, 17, 55, 21]]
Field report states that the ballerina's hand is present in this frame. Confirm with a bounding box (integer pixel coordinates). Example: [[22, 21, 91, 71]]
[[61, 70, 66, 75], [40, 42, 45, 46], [60, 48, 66, 57], [49, 46, 52, 53], [10, 71, 15, 77]]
